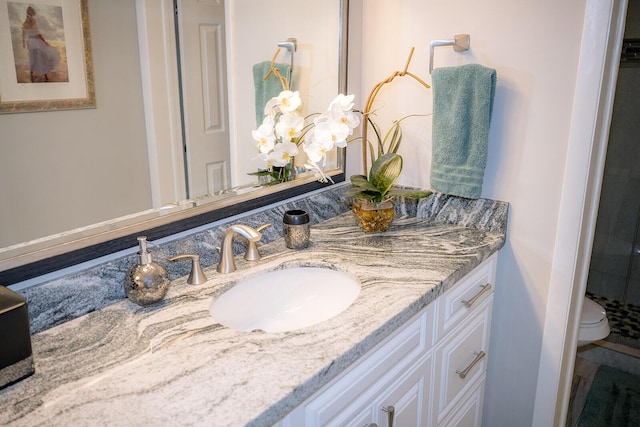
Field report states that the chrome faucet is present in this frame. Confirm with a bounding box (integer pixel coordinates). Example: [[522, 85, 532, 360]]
[[216, 224, 263, 274]]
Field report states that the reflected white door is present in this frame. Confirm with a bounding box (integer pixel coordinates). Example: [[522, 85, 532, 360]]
[[177, 0, 231, 198]]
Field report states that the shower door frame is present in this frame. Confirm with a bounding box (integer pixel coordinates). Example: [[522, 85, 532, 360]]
[[533, 0, 628, 426], [532, 0, 629, 425]]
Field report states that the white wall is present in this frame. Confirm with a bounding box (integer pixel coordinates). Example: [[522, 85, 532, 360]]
[[353, 1, 588, 424]]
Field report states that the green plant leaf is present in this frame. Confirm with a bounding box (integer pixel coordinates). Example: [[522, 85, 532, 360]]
[[349, 174, 376, 191], [387, 188, 433, 199], [367, 142, 376, 169], [247, 170, 286, 186], [369, 153, 403, 198], [383, 120, 403, 154], [388, 121, 403, 154], [344, 188, 381, 201], [247, 171, 273, 177], [365, 114, 385, 158]]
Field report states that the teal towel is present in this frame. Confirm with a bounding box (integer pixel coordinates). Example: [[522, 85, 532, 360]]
[[430, 64, 496, 199], [253, 61, 291, 127]]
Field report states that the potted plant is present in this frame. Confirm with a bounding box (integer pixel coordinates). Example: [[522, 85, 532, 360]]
[[250, 48, 431, 232], [343, 48, 433, 232], [346, 117, 431, 232]]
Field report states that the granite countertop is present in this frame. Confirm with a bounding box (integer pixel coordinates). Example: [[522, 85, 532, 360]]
[[0, 207, 506, 427]]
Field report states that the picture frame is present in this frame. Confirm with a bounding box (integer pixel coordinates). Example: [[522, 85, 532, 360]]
[[0, 0, 94, 113]]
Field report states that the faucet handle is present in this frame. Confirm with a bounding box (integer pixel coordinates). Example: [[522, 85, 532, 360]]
[[256, 223, 272, 233], [245, 223, 271, 261], [168, 254, 207, 285]]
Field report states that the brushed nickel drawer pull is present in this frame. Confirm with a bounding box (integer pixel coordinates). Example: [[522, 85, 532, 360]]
[[382, 406, 395, 427], [456, 350, 486, 379], [461, 283, 492, 308]]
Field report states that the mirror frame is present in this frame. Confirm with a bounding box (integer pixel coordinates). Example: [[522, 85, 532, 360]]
[[0, 0, 349, 285]]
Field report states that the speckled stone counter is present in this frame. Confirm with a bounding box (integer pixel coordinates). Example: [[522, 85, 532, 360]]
[[0, 195, 507, 427]]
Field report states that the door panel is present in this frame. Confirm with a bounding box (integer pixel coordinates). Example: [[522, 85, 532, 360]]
[[177, 0, 231, 197]]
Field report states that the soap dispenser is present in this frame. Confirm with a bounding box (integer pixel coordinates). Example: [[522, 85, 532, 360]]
[[124, 236, 170, 306]]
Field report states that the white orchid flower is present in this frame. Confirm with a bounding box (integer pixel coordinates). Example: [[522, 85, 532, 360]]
[[331, 121, 350, 147], [328, 103, 360, 136], [252, 153, 271, 170], [263, 97, 279, 116], [259, 114, 275, 130], [275, 113, 304, 143], [329, 93, 355, 111], [252, 121, 276, 154], [303, 143, 329, 164], [313, 117, 350, 148], [276, 90, 302, 115], [303, 128, 335, 163], [269, 141, 299, 167], [308, 121, 334, 150]]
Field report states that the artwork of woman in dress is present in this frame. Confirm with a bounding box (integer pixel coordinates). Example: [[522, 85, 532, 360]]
[[8, 2, 69, 83]]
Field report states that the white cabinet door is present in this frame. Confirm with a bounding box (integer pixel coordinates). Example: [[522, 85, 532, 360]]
[[440, 377, 485, 427], [372, 352, 433, 427]]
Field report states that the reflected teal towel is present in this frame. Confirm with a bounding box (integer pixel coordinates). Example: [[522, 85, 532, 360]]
[[430, 64, 496, 199], [253, 61, 291, 127]]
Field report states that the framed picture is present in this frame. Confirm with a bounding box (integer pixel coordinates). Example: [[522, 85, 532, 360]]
[[0, 0, 94, 113]]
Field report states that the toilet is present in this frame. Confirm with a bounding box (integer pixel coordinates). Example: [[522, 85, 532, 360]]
[[578, 296, 610, 347]]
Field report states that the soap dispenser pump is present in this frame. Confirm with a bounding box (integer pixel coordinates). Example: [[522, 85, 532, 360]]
[[124, 236, 170, 306]]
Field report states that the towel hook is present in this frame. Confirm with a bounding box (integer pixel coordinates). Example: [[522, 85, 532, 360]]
[[277, 37, 297, 72], [429, 34, 470, 74], [263, 38, 297, 90]]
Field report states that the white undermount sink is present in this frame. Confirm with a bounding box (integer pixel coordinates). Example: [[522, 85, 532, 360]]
[[209, 267, 360, 333]]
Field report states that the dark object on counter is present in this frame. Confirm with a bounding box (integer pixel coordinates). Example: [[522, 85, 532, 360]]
[[283, 209, 310, 249], [0, 286, 34, 389]]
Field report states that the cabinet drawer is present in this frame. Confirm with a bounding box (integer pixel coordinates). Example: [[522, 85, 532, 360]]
[[298, 305, 434, 426], [434, 297, 492, 422], [436, 254, 496, 341]]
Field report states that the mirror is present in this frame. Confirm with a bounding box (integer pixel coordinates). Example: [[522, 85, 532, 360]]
[[0, 0, 348, 284]]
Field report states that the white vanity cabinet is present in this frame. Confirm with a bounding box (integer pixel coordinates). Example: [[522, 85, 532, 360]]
[[276, 253, 497, 427]]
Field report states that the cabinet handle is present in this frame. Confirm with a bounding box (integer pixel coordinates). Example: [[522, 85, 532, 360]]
[[460, 283, 492, 308], [381, 405, 395, 427], [456, 350, 486, 379]]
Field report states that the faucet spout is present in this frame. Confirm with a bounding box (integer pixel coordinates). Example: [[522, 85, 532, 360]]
[[229, 224, 261, 242], [216, 224, 262, 274]]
